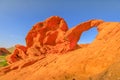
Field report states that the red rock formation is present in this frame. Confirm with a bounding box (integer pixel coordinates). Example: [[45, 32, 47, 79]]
[[0, 16, 120, 80], [6, 16, 68, 63], [65, 19, 104, 50], [6, 45, 27, 64], [6, 16, 104, 64], [25, 16, 69, 56], [0, 48, 11, 55]]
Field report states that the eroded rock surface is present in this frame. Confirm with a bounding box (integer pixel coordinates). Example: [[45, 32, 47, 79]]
[[0, 16, 120, 80]]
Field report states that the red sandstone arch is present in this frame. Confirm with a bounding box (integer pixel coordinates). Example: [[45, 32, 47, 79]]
[[6, 16, 104, 64]]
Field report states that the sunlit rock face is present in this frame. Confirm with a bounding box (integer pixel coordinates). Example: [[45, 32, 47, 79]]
[[0, 16, 120, 80]]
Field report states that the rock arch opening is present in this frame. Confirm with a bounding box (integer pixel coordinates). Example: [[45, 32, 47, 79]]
[[78, 27, 98, 44]]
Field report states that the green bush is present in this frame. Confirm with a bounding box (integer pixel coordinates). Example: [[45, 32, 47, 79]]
[[0, 55, 8, 67]]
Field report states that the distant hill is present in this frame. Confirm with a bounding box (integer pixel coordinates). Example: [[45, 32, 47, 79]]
[[0, 48, 11, 55], [7, 47, 15, 53]]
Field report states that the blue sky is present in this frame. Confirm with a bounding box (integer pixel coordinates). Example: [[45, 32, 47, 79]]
[[0, 0, 120, 48]]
